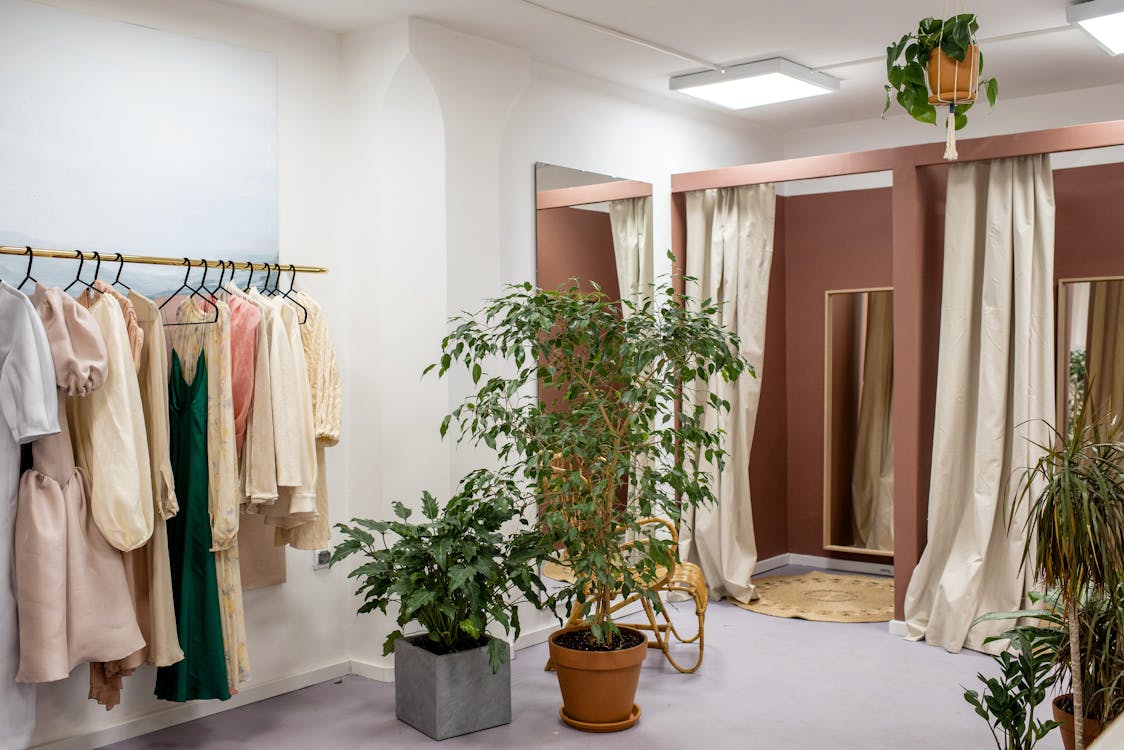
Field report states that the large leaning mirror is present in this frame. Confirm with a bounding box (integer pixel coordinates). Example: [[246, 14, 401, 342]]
[[824, 288, 895, 557], [535, 163, 652, 415], [535, 163, 652, 297], [1058, 277, 1124, 432]]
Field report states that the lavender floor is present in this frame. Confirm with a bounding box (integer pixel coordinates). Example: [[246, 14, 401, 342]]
[[101, 568, 1064, 750]]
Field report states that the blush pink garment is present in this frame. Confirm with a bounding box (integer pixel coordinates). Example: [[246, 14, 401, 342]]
[[15, 286, 145, 684], [225, 294, 260, 459]]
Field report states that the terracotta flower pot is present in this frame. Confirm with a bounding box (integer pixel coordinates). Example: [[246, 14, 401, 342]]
[[1053, 694, 1105, 750], [548, 625, 647, 732], [927, 45, 978, 105]]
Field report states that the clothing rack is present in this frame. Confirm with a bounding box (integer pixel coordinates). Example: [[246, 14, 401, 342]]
[[0, 245, 328, 274]]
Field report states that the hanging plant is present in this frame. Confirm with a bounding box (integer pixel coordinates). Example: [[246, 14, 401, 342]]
[[883, 14, 999, 159]]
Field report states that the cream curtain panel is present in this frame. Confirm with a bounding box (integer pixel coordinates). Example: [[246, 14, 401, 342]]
[[680, 184, 775, 603], [1086, 280, 1124, 425], [904, 155, 1055, 653], [851, 290, 894, 551], [609, 196, 653, 313]]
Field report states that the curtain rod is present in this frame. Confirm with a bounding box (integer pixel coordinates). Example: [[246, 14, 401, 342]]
[[0, 245, 328, 274]]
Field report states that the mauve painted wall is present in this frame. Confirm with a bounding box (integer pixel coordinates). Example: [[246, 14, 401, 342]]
[[749, 200, 788, 561], [1055, 163, 1124, 281], [783, 188, 894, 560], [535, 206, 619, 296]]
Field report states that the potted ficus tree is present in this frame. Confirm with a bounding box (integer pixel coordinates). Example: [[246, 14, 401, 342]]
[[884, 13, 999, 158], [429, 272, 748, 732], [331, 470, 547, 740], [1013, 398, 1124, 750]]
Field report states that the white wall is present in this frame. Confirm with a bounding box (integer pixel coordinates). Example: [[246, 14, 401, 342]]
[[9, 4, 780, 746], [337, 17, 782, 665]]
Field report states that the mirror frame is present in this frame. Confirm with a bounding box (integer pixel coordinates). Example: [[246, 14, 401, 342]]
[[822, 286, 895, 558]]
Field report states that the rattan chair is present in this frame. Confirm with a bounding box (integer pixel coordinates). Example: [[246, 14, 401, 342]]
[[545, 517, 708, 674]]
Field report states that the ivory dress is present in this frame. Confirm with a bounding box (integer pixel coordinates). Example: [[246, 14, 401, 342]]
[[89, 283, 184, 709], [250, 291, 316, 531], [0, 281, 58, 750], [68, 291, 154, 552], [276, 291, 340, 550], [15, 286, 144, 684]]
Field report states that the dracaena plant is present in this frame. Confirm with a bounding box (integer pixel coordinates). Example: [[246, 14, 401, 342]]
[[884, 14, 998, 129], [1013, 396, 1124, 749], [332, 469, 548, 672], [428, 269, 749, 645]]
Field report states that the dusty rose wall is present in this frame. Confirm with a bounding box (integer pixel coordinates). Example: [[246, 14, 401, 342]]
[[1054, 163, 1124, 281], [783, 188, 894, 561], [748, 200, 788, 561], [535, 206, 620, 296]]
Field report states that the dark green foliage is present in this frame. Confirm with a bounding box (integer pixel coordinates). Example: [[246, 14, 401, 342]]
[[331, 470, 548, 673], [429, 267, 749, 644], [1054, 586, 1124, 724], [963, 621, 1061, 750], [884, 13, 998, 128]]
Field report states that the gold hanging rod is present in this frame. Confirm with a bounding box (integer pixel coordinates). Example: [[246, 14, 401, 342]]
[[0, 245, 328, 274]]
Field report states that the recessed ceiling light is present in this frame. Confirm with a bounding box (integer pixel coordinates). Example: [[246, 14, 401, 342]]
[[670, 58, 839, 110], [1068, 0, 1124, 55]]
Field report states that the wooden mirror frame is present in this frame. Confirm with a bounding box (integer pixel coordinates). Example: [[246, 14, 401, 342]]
[[823, 286, 895, 558]]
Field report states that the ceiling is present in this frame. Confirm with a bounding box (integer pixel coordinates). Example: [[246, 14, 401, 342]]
[[222, 0, 1124, 130]]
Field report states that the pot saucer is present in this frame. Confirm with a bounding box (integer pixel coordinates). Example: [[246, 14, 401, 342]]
[[559, 704, 641, 733]]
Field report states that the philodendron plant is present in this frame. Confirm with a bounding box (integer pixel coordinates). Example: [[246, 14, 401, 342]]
[[332, 470, 548, 672], [884, 13, 998, 129]]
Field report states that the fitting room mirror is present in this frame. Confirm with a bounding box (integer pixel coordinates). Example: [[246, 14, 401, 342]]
[[535, 162, 652, 297], [1058, 277, 1124, 432], [824, 288, 895, 557]]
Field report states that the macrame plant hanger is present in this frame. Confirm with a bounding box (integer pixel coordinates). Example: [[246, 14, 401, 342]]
[[932, 0, 980, 161]]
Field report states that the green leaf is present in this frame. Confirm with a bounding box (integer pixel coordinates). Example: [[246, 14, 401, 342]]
[[985, 77, 998, 107], [383, 630, 405, 657], [421, 491, 439, 520], [913, 102, 938, 125], [486, 639, 507, 674], [954, 111, 968, 131], [392, 501, 412, 520]]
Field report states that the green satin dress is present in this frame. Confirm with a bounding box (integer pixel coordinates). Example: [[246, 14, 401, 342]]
[[155, 351, 230, 702]]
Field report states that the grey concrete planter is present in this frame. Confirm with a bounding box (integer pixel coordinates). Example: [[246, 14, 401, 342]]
[[394, 635, 511, 740]]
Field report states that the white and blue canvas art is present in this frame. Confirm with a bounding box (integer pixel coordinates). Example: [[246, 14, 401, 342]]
[[0, 0, 278, 295]]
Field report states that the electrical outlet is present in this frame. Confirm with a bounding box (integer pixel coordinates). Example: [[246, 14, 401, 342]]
[[313, 549, 331, 570]]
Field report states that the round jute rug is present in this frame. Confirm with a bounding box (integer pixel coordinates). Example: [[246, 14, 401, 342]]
[[733, 571, 894, 623]]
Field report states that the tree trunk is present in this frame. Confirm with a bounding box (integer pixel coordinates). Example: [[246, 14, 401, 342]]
[[1069, 600, 1084, 750]]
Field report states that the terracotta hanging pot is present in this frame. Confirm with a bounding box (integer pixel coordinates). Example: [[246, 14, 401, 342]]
[[1053, 694, 1105, 750], [548, 625, 647, 732], [927, 45, 979, 105]]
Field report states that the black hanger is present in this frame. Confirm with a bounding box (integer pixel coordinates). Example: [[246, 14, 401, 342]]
[[111, 253, 131, 292], [205, 260, 228, 297], [279, 264, 309, 324], [160, 259, 218, 325], [17, 247, 38, 292], [241, 261, 255, 293], [260, 263, 274, 295], [62, 251, 98, 295]]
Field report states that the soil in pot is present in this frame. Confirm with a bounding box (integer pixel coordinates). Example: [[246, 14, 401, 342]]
[[927, 45, 978, 105], [548, 625, 648, 732], [1053, 694, 1105, 750], [553, 628, 645, 652]]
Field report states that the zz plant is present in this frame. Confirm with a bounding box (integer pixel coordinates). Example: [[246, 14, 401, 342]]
[[429, 271, 748, 646], [332, 470, 547, 672], [884, 14, 998, 129]]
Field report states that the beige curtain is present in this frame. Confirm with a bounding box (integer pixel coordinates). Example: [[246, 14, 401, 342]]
[[851, 290, 894, 551], [1086, 280, 1124, 425], [680, 184, 775, 603], [609, 196, 653, 313], [904, 155, 1055, 653]]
